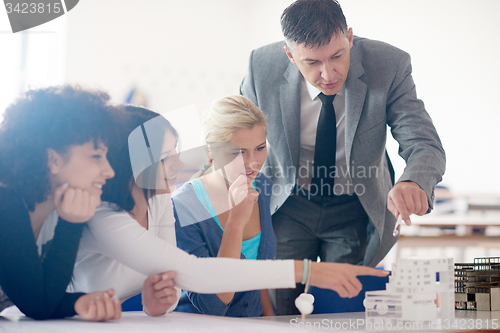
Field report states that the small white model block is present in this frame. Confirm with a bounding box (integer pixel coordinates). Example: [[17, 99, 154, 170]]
[[364, 257, 454, 327]]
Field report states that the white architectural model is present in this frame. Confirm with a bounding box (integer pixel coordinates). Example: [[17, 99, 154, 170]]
[[364, 258, 454, 326]]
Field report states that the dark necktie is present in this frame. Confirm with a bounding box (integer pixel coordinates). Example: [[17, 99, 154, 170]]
[[311, 93, 336, 196]]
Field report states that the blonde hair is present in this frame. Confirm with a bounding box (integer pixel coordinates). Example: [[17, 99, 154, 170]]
[[193, 95, 266, 178]]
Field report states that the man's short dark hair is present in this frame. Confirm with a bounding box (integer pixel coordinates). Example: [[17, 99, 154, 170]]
[[281, 0, 348, 48]]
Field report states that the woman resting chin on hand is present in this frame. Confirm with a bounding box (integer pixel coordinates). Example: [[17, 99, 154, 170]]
[[173, 96, 275, 317], [0, 86, 121, 321]]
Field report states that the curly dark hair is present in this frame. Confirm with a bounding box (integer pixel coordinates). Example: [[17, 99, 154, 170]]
[[281, 0, 348, 48], [101, 105, 178, 212], [0, 85, 121, 211]]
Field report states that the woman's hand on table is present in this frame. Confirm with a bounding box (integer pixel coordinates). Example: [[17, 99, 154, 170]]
[[142, 271, 178, 317], [75, 288, 121, 321]]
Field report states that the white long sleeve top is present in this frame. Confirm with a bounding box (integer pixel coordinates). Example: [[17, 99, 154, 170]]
[[69, 193, 295, 304]]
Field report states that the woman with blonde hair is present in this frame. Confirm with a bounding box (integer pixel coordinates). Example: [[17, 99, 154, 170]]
[[173, 95, 274, 316]]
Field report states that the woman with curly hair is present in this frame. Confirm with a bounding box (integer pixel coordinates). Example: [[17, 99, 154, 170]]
[[0, 85, 121, 321]]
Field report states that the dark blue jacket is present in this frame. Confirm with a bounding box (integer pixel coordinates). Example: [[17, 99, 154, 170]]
[[172, 173, 276, 317]]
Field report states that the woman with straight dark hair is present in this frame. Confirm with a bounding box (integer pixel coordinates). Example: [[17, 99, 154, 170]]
[[71, 105, 182, 316]]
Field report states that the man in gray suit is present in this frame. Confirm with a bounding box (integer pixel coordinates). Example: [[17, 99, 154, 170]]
[[241, 0, 445, 315]]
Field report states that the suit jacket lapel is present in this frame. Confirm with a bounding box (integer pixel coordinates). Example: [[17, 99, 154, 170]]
[[280, 62, 302, 169], [344, 45, 367, 166]]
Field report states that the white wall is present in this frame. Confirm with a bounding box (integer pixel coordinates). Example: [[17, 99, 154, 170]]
[[64, 1, 255, 115], [0, 11, 67, 121], [2, 0, 499, 195]]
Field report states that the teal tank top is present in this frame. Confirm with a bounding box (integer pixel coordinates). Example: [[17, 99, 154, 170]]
[[190, 178, 261, 260]]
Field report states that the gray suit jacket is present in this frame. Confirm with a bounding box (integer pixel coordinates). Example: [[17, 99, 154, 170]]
[[240, 36, 446, 266]]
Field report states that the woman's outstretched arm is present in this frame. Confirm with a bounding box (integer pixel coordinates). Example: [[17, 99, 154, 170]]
[[77, 195, 387, 297]]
